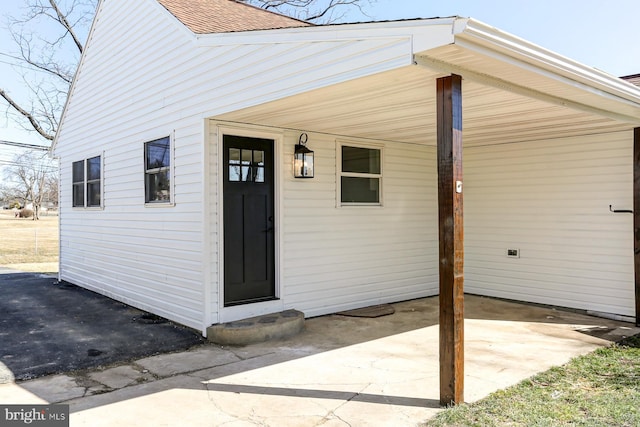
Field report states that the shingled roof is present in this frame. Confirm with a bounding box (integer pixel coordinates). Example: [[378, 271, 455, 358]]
[[156, 0, 312, 34], [621, 74, 640, 87]]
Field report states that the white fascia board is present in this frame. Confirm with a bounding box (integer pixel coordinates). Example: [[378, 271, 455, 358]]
[[194, 17, 457, 48], [455, 18, 640, 107]]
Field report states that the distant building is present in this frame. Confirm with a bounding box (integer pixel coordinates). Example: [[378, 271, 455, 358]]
[[622, 74, 640, 87]]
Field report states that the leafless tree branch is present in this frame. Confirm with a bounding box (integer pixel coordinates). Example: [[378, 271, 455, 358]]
[[0, 0, 95, 145], [48, 0, 85, 54], [0, 88, 54, 140], [240, 0, 374, 23]]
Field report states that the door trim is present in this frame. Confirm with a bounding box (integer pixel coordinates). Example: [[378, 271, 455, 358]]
[[215, 124, 284, 323]]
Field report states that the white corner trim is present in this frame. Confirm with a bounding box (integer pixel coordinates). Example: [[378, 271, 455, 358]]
[[213, 122, 285, 322]]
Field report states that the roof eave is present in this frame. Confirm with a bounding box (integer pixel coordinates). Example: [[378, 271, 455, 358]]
[[193, 16, 458, 45], [455, 18, 640, 106]]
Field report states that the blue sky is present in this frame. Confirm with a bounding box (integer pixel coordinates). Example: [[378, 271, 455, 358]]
[[1, 0, 639, 148], [348, 0, 640, 77]]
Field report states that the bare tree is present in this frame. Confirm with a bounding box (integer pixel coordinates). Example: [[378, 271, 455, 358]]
[[1, 0, 370, 145], [240, 0, 374, 23], [3, 150, 57, 219], [0, 0, 96, 144]]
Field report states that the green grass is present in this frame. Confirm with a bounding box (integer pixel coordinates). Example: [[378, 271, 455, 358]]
[[424, 335, 640, 427]]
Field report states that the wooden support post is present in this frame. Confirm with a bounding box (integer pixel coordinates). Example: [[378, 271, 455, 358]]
[[634, 127, 640, 327], [437, 74, 464, 406]]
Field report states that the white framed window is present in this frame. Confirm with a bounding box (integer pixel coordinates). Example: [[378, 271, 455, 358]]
[[72, 155, 102, 208], [144, 136, 172, 204], [338, 143, 383, 206]]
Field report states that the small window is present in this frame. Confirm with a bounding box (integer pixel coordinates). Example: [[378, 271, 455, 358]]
[[72, 160, 84, 207], [86, 156, 102, 207], [145, 137, 171, 203], [340, 145, 382, 205], [72, 156, 102, 208]]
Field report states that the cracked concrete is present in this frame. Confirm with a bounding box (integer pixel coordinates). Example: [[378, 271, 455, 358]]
[[3, 295, 639, 426]]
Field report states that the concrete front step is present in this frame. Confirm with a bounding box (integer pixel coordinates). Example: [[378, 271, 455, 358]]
[[206, 310, 304, 346]]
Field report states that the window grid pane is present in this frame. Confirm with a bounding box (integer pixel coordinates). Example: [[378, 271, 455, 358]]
[[87, 156, 101, 180], [145, 137, 171, 203], [72, 183, 84, 207], [341, 177, 380, 203], [72, 161, 84, 184], [146, 137, 171, 170], [146, 170, 171, 202], [87, 182, 101, 207], [342, 146, 380, 174]]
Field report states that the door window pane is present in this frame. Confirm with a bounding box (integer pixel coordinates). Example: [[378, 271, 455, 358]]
[[228, 149, 267, 183], [254, 150, 264, 165], [229, 148, 241, 181], [241, 149, 252, 165], [241, 166, 251, 182]]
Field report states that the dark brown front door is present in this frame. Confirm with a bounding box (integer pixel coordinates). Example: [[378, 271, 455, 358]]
[[223, 135, 275, 306]]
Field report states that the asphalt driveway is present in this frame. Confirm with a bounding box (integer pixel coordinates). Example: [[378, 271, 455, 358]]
[[0, 271, 203, 382]]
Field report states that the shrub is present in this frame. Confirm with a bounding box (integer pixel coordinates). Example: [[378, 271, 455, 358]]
[[18, 208, 34, 218]]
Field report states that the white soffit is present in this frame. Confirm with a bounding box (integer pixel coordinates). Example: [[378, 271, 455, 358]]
[[416, 18, 640, 125], [215, 17, 639, 147], [215, 65, 628, 147]]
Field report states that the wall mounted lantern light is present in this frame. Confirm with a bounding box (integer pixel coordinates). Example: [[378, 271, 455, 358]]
[[294, 133, 314, 178]]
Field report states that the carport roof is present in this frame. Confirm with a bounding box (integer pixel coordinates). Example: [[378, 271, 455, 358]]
[[211, 17, 640, 146]]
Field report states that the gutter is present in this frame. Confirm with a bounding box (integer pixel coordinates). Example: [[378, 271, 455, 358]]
[[455, 18, 640, 106]]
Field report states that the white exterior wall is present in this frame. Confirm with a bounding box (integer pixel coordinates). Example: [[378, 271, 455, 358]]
[[55, 0, 207, 330], [465, 131, 635, 317], [208, 124, 439, 322], [55, 0, 636, 331], [55, 0, 435, 331], [280, 133, 440, 317]]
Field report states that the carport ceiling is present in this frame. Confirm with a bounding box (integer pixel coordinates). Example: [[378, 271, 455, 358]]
[[215, 64, 630, 147]]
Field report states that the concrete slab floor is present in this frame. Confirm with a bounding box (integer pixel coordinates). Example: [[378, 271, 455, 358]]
[[5, 295, 640, 427]]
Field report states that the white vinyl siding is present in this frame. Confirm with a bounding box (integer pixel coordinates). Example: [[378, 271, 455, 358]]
[[54, 0, 435, 331], [465, 131, 634, 317], [55, 0, 206, 331], [54, 0, 637, 332], [280, 132, 439, 317]]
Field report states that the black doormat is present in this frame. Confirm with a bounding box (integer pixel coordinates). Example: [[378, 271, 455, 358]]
[[337, 304, 395, 318]]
